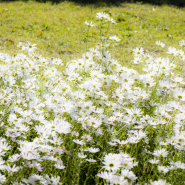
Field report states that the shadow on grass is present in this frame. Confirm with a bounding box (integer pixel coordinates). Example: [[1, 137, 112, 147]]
[[67, 0, 185, 7], [0, 0, 185, 7]]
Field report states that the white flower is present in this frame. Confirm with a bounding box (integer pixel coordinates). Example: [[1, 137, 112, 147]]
[[151, 179, 171, 185], [78, 153, 87, 159], [103, 153, 121, 172], [133, 55, 142, 64], [157, 165, 169, 174], [21, 152, 39, 161], [8, 154, 20, 162], [172, 76, 185, 85], [87, 147, 100, 153], [96, 12, 109, 19], [26, 42, 37, 55], [101, 36, 107, 40], [96, 12, 116, 23], [54, 158, 65, 170], [120, 158, 135, 169], [0, 173, 6, 183], [13, 122, 30, 132], [109, 36, 121, 42], [84, 20, 95, 27], [133, 47, 144, 56], [81, 134, 93, 141], [156, 41, 165, 48], [8, 113, 18, 123], [32, 161, 43, 172], [73, 139, 85, 145], [0, 140, 11, 151], [169, 161, 185, 169], [51, 176, 62, 185], [97, 171, 114, 180], [107, 17, 116, 24], [55, 119, 71, 134], [174, 161, 185, 169], [167, 47, 178, 56], [86, 158, 96, 162], [148, 158, 159, 164], [110, 175, 128, 185], [3, 75, 15, 86], [79, 79, 101, 92], [121, 169, 137, 184], [17, 42, 24, 48], [179, 40, 185, 46], [22, 174, 44, 184], [50, 136, 63, 145], [173, 88, 185, 101], [5, 164, 20, 175], [108, 142, 118, 146], [142, 76, 156, 87], [126, 108, 143, 117], [153, 148, 168, 157]]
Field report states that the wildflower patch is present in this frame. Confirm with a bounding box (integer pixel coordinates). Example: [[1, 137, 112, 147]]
[[0, 12, 185, 185]]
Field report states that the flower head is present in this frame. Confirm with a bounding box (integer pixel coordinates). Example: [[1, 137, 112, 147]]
[[84, 20, 95, 27], [103, 153, 121, 172], [156, 41, 165, 48], [151, 179, 171, 185]]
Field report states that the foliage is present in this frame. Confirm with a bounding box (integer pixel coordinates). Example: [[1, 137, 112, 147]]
[[0, 2, 185, 185], [0, 1, 185, 74]]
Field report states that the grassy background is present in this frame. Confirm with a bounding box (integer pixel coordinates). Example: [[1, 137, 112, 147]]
[[0, 1, 185, 74]]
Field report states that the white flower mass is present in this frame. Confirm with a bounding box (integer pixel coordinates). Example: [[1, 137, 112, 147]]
[[0, 12, 184, 185]]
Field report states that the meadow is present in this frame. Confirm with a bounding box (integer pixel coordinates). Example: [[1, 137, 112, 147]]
[[0, 1, 185, 185]]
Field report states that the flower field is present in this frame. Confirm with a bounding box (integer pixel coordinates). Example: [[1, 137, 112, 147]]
[[0, 3, 185, 185]]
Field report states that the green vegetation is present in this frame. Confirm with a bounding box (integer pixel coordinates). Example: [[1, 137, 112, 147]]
[[0, 2, 185, 185], [0, 1, 185, 71]]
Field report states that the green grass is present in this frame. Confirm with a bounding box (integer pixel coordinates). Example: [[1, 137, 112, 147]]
[[0, 1, 185, 71]]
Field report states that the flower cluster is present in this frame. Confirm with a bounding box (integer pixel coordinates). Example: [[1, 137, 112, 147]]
[[0, 12, 184, 185]]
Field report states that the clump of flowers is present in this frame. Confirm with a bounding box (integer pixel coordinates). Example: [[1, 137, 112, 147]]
[[0, 12, 184, 185]]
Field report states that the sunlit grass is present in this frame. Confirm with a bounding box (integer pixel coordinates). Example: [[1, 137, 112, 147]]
[[0, 1, 185, 73]]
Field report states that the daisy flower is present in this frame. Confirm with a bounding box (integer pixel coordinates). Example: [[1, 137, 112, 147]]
[[5, 164, 20, 175], [103, 153, 121, 172], [156, 41, 165, 48], [158, 165, 169, 174], [133, 47, 144, 56], [96, 12, 109, 19], [84, 20, 95, 27], [73, 139, 85, 145], [148, 158, 159, 164], [167, 47, 178, 56], [78, 153, 87, 159], [54, 159, 65, 170], [133, 55, 142, 64], [151, 179, 171, 185], [87, 147, 100, 153], [0, 173, 6, 183], [179, 40, 185, 46], [86, 158, 96, 162], [173, 88, 185, 101], [121, 169, 137, 184], [109, 35, 121, 42], [153, 148, 168, 157], [96, 171, 114, 181]]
